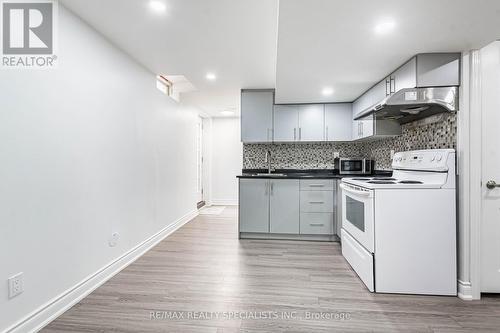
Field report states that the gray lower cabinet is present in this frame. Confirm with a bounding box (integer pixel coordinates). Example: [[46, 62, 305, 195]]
[[299, 180, 335, 236], [335, 180, 343, 236], [300, 213, 334, 235], [239, 178, 336, 239], [270, 180, 300, 234], [300, 190, 334, 213], [239, 179, 269, 233]]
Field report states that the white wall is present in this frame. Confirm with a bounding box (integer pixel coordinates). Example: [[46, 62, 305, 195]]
[[209, 118, 242, 205], [0, 6, 200, 331]]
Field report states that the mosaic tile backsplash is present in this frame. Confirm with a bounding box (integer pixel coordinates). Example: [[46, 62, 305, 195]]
[[243, 113, 457, 171]]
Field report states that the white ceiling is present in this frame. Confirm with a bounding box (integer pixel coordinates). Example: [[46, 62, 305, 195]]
[[276, 0, 500, 104], [61, 0, 500, 114], [60, 0, 278, 117]]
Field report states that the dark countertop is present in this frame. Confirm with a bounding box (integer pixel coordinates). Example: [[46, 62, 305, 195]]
[[237, 169, 392, 180]]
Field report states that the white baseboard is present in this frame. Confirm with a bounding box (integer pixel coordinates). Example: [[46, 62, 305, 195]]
[[5, 210, 199, 333], [458, 280, 473, 300], [210, 199, 238, 206]]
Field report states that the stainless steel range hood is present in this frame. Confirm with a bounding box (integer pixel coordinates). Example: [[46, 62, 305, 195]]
[[354, 86, 459, 124]]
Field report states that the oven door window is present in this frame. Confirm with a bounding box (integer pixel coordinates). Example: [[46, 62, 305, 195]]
[[346, 196, 365, 232]]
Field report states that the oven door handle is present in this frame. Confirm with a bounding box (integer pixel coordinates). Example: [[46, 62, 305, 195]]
[[339, 183, 372, 197]]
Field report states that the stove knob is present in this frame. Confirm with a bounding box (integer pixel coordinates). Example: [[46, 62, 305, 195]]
[[436, 155, 443, 162], [431, 155, 436, 162]]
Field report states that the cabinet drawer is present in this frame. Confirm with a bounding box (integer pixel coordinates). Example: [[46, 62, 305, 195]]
[[300, 213, 333, 235], [300, 179, 334, 191], [300, 191, 333, 212]]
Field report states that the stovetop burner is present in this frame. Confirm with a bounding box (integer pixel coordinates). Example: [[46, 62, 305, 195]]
[[367, 180, 397, 184], [399, 180, 424, 184]]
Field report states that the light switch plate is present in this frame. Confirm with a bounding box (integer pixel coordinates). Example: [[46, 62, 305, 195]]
[[333, 152, 340, 159]]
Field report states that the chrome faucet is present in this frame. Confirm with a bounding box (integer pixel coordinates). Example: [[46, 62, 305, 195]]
[[265, 150, 273, 174]]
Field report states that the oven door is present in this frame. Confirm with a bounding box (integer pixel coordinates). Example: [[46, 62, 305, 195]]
[[340, 182, 374, 253], [340, 159, 366, 174]]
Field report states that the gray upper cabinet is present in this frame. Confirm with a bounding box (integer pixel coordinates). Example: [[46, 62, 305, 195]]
[[393, 57, 417, 92], [352, 91, 372, 117], [241, 90, 274, 143], [371, 78, 390, 105], [274, 105, 299, 142], [325, 104, 352, 141], [353, 114, 374, 140], [416, 53, 460, 87], [239, 179, 269, 233], [274, 104, 325, 142], [298, 104, 325, 142], [352, 53, 460, 120], [270, 180, 300, 234]]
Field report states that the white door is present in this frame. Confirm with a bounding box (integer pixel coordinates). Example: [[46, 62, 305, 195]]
[[480, 41, 500, 292]]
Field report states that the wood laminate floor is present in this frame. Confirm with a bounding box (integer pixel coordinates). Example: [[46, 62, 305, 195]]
[[44, 207, 500, 333]]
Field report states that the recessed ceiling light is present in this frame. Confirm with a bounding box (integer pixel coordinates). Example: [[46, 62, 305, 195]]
[[149, 0, 166, 13], [322, 87, 334, 96], [374, 20, 396, 35], [206, 73, 217, 81], [220, 111, 235, 116]]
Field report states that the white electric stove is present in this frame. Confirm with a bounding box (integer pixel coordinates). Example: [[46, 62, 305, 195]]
[[340, 149, 457, 296]]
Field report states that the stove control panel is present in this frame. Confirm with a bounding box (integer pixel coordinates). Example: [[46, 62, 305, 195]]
[[392, 149, 455, 172]]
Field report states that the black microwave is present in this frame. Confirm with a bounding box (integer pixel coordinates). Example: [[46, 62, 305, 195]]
[[339, 158, 374, 175]]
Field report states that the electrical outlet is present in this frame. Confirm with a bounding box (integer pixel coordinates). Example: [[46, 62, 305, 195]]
[[8, 273, 24, 299], [108, 232, 120, 247]]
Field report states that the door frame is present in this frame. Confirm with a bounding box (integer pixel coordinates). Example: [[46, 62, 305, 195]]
[[458, 50, 482, 300], [459, 48, 490, 300]]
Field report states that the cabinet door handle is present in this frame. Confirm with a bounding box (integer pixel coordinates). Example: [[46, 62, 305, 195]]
[[299, 127, 302, 140], [265, 181, 269, 195], [271, 182, 274, 195], [309, 201, 324, 204], [386, 78, 391, 96], [326, 126, 329, 141], [267, 128, 270, 141], [294, 128, 297, 141], [309, 184, 325, 187], [310, 223, 325, 227], [391, 77, 396, 94]]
